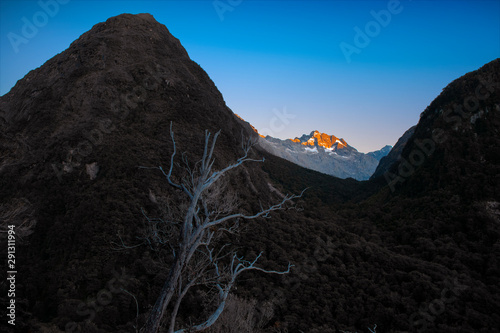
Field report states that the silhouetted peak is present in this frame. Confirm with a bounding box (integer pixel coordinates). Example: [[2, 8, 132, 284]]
[[72, 13, 190, 60]]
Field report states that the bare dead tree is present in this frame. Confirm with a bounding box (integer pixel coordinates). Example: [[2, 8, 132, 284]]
[[140, 123, 304, 333]]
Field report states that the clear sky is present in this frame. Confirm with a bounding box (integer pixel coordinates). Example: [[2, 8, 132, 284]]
[[1, 0, 499, 152]]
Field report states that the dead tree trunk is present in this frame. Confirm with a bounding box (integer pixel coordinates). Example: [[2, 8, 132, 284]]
[[140, 123, 303, 333]]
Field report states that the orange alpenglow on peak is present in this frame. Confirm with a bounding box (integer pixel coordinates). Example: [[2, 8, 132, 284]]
[[293, 131, 348, 149]]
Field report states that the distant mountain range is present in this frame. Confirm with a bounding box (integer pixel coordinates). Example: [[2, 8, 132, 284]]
[[257, 130, 392, 180]]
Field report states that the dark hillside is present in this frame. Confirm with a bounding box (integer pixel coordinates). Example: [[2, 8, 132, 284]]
[[0, 13, 372, 332], [338, 58, 500, 332], [371, 125, 416, 179], [0, 13, 285, 332], [375, 59, 500, 198]]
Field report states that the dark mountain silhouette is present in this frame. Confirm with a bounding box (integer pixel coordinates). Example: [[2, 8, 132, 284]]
[[0, 12, 279, 331], [376, 59, 500, 197], [1, 13, 499, 333], [371, 125, 416, 179]]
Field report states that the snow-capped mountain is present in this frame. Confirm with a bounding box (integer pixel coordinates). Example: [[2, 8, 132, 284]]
[[258, 130, 391, 180]]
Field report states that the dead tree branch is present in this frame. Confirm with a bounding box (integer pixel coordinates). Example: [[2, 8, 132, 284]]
[[140, 123, 304, 333]]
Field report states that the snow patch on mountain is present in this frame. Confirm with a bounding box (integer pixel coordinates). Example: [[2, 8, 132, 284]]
[[304, 147, 318, 154], [258, 130, 392, 180]]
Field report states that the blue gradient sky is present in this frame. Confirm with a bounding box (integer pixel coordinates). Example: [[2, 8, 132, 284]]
[[1, 0, 499, 152]]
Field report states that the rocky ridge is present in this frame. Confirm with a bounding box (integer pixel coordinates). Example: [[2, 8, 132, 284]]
[[258, 130, 391, 180]]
